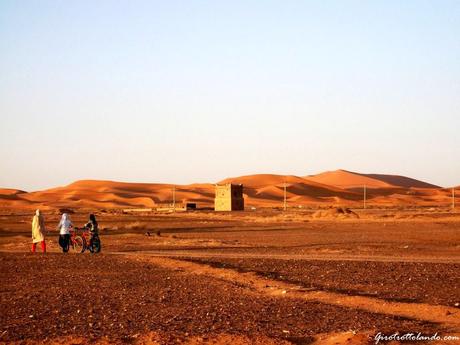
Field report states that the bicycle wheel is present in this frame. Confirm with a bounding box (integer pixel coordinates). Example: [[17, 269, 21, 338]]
[[90, 236, 101, 253], [72, 236, 84, 253], [81, 236, 87, 253]]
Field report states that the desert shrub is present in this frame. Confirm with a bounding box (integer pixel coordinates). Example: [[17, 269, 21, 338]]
[[124, 221, 149, 230], [312, 207, 359, 219]]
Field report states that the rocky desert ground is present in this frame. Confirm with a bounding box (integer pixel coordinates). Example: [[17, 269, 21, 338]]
[[1, 207, 459, 345]]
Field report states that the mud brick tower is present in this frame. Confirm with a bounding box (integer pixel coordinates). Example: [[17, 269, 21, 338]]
[[214, 184, 244, 211]]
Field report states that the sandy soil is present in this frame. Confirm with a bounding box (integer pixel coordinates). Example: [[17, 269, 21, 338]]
[[1, 209, 460, 344]]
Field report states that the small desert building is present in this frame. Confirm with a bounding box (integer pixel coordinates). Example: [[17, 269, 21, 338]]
[[156, 202, 197, 212], [215, 184, 244, 211]]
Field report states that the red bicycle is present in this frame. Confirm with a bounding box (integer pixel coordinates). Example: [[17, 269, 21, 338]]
[[69, 228, 85, 253], [73, 227, 101, 253]]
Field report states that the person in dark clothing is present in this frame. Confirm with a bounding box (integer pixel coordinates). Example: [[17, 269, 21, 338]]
[[85, 214, 99, 235], [84, 214, 100, 252]]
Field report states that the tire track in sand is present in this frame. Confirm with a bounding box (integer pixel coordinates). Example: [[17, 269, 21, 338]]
[[123, 253, 460, 331], [116, 249, 460, 264]]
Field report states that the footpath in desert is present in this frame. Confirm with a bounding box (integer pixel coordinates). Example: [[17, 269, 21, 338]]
[[1, 170, 459, 345]]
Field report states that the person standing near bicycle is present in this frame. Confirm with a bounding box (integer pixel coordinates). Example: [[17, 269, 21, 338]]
[[31, 209, 46, 253], [84, 214, 100, 252], [57, 213, 73, 253]]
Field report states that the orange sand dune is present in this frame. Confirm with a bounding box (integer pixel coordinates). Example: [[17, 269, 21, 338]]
[[0, 188, 26, 196], [304, 169, 440, 189], [219, 174, 308, 187], [0, 189, 30, 205], [362, 173, 440, 189], [220, 174, 363, 205], [12, 180, 216, 209], [220, 173, 353, 192], [0, 172, 456, 210]]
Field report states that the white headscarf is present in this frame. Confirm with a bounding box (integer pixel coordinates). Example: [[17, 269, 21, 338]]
[[35, 209, 41, 216], [58, 213, 72, 234]]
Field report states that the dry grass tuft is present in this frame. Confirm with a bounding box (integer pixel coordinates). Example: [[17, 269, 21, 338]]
[[124, 221, 149, 230]]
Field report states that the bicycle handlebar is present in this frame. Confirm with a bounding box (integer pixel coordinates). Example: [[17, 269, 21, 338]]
[[73, 226, 89, 231]]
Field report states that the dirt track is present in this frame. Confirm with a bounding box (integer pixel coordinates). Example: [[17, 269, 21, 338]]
[[180, 257, 460, 306]]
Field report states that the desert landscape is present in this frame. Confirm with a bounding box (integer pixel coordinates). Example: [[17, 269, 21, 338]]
[[1, 171, 459, 345], [0, 170, 457, 210], [2, 1, 459, 344]]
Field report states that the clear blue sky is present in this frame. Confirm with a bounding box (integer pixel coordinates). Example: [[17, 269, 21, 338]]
[[1, 0, 459, 191]]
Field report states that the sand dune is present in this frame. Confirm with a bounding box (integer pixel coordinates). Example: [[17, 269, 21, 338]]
[[362, 173, 440, 189], [0, 189, 30, 205], [304, 169, 440, 189], [219, 174, 308, 187], [0, 171, 456, 210], [219, 174, 365, 205], [9, 180, 216, 209], [0, 188, 26, 195], [304, 170, 392, 188]]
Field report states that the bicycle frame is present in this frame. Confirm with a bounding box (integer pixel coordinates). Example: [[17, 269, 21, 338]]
[[68, 229, 83, 252], [67, 226, 100, 253]]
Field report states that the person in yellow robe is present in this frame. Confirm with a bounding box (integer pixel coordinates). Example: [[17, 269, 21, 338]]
[[31, 209, 46, 253]]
